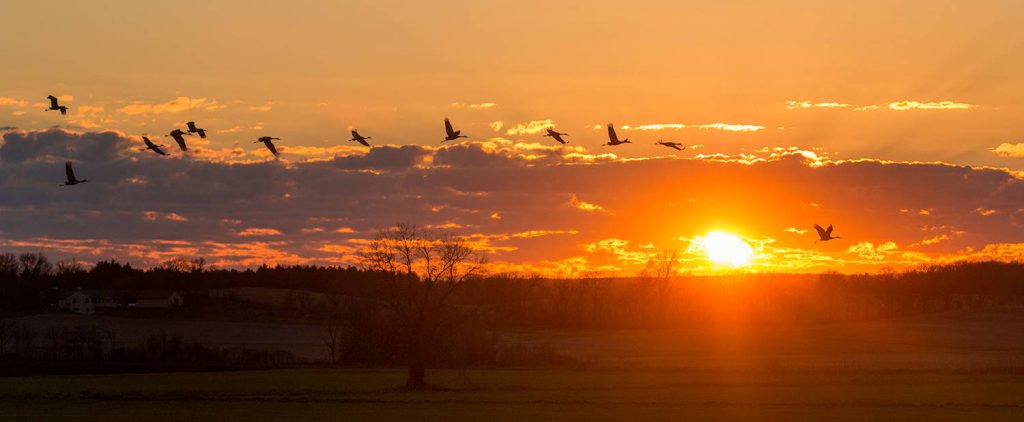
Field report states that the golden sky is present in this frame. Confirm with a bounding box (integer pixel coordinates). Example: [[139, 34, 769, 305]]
[[2, 1, 1024, 275]]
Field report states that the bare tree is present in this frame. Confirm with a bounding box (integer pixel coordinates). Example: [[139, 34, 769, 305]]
[[56, 259, 85, 276], [0, 253, 19, 278], [358, 224, 485, 389], [18, 252, 53, 280], [320, 311, 344, 365]]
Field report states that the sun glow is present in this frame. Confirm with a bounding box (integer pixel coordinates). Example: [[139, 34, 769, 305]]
[[697, 231, 754, 267]]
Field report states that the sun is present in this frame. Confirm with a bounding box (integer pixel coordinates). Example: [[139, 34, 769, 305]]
[[698, 231, 754, 267]]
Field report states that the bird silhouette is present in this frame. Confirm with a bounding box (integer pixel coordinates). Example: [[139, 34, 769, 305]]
[[604, 123, 631, 146], [140, 135, 168, 156], [45, 95, 68, 115], [814, 224, 841, 242], [544, 128, 569, 144], [186, 121, 207, 139], [256, 136, 280, 156], [166, 129, 191, 152], [350, 130, 372, 147], [442, 118, 468, 142], [656, 140, 685, 151], [60, 161, 88, 186]]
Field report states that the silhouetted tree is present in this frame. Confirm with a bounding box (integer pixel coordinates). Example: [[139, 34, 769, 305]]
[[18, 252, 52, 280], [358, 224, 485, 389]]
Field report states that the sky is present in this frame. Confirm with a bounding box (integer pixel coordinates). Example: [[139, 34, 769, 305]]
[[2, 1, 1024, 276]]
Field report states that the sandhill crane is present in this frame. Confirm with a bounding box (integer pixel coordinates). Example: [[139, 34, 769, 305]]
[[141, 135, 168, 156], [60, 161, 88, 186], [166, 129, 191, 152], [442, 118, 467, 143], [186, 121, 207, 139], [604, 123, 630, 146], [814, 224, 841, 242], [656, 140, 685, 151], [256, 136, 280, 156], [544, 128, 569, 144], [45, 95, 68, 115], [350, 130, 372, 147]]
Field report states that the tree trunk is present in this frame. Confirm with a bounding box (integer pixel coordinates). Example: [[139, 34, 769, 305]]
[[406, 358, 427, 390]]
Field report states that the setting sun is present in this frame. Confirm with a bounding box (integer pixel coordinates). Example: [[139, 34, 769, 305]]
[[697, 231, 754, 267]]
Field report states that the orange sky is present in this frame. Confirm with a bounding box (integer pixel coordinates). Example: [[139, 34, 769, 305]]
[[2, 1, 1024, 275]]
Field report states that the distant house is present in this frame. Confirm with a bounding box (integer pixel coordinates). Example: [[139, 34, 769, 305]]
[[57, 289, 95, 315], [131, 291, 184, 308]]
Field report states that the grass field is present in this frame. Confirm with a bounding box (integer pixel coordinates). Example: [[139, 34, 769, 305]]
[[5, 309, 1024, 420], [2, 368, 1024, 421]]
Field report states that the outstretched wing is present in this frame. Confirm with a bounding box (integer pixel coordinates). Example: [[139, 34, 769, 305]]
[[48, 96, 59, 108], [607, 124, 618, 143], [59, 107, 67, 115], [357, 139, 370, 147], [65, 161, 76, 182], [266, 140, 279, 156], [351, 130, 359, 139], [186, 121, 196, 131], [814, 224, 827, 238], [444, 118, 455, 136], [175, 136, 188, 151], [143, 136, 155, 148], [197, 129, 206, 139], [826, 224, 834, 236]]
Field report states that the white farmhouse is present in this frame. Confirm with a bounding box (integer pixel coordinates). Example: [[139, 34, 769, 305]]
[[57, 289, 95, 315]]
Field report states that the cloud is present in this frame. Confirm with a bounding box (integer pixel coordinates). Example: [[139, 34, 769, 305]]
[[568, 194, 608, 213], [886, 100, 974, 111], [117, 96, 223, 115], [991, 143, 1024, 158], [619, 123, 765, 132], [505, 120, 555, 136], [248, 103, 273, 112], [237, 228, 284, 237], [0, 97, 28, 107], [785, 101, 851, 109], [450, 102, 496, 109], [489, 121, 504, 132], [3, 129, 1024, 274]]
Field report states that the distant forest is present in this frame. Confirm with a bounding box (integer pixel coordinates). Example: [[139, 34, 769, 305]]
[[3, 252, 1024, 329]]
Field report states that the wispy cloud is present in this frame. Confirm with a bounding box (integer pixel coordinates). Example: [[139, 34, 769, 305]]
[[237, 228, 284, 237], [783, 227, 808, 235], [248, 102, 273, 112], [506, 119, 555, 136], [569, 193, 609, 213], [0, 97, 28, 107], [619, 123, 765, 132], [786, 100, 851, 109], [886, 100, 974, 111], [451, 102, 496, 109], [117, 96, 223, 115]]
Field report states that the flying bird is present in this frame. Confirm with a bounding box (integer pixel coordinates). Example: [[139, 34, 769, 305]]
[[604, 123, 631, 146], [46, 95, 68, 115], [140, 135, 168, 156], [60, 161, 88, 186], [544, 128, 569, 144], [186, 121, 207, 139], [656, 140, 685, 151], [814, 224, 841, 242], [166, 129, 191, 152], [350, 130, 372, 147], [442, 118, 467, 142], [256, 136, 280, 156]]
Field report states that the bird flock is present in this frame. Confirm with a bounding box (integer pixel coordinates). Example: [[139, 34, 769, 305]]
[[43, 94, 841, 244]]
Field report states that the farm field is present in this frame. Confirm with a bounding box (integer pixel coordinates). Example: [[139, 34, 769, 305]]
[[2, 368, 1024, 421]]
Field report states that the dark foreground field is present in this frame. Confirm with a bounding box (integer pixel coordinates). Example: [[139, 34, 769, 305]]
[[4, 309, 1024, 420], [2, 368, 1024, 421]]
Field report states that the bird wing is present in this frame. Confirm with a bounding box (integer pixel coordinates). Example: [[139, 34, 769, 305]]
[[444, 118, 455, 136], [607, 124, 618, 143], [60, 107, 67, 115], [351, 130, 360, 139], [814, 224, 827, 238], [197, 129, 206, 138], [48, 96, 58, 108], [826, 224, 834, 236], [65, 162, 75, 181], [266, 140, 279, 155], [358, 139, 370, 147], [143, 136, 155, 148], [187, 121, 196, 130], [175, 136, 188, 151]]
